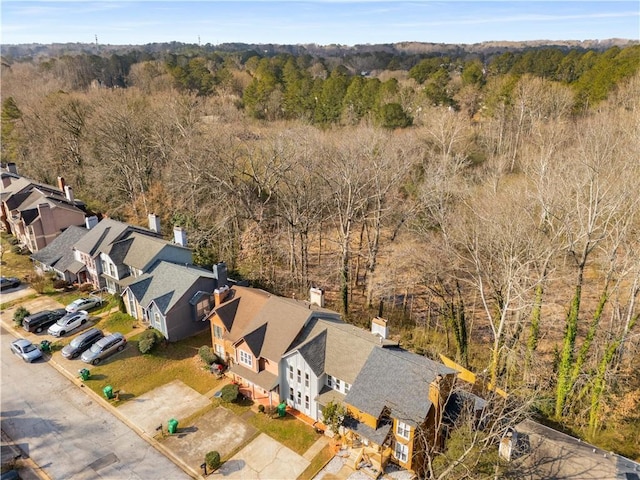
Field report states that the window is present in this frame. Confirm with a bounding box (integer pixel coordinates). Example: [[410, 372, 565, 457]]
[[214, 343, 224, 356], [345, 383, 351, 393], [239, 350, 253, 367], [288, 365, 294, 380], [335, 378, 341, 391], [297, 369, 302, 383], [327, 375, 333, 387], [396, 421, 411, 440], [305, 373, 309, 387], [213, 325, 223, 339], [394, 443, 408, 463], [297, 391, 301, 405], [196, 297, 210, 320], [305, 395, 310, 409], [289, 388, 294, 401]]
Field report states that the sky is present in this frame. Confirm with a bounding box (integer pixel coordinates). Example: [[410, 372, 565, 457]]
[[2, 1, 639, 46]]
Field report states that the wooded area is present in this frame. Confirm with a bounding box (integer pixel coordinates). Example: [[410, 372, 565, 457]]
[[2, 42, 639, 461]]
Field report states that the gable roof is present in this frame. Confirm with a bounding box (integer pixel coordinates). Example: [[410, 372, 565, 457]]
[[120, 232, 191, 270], [211, 286, 271, 342], [286, 316, 395, 384], [239, 295, 316, 362], [31, 225, 89, 271], [73, 218, 162, 257], [345, 347, 456, 427], [126, 261, 216, 314]]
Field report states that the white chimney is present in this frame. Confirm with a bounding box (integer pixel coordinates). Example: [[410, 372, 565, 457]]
[[173, 226, 187, 247], [57, 176, 66, 192], [64, 185, 74, 202], [148, 213, 161, 233], [310, 287, 325, 307], [85, 215, 99, 229], [371, 317, 388, 339]]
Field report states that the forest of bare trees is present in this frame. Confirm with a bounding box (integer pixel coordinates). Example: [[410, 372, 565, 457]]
[[2, 44, 639, 461]]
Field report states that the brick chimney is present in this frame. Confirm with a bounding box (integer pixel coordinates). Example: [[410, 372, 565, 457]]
[[214, 285, 230, 306], [57, 176, 65, 192]]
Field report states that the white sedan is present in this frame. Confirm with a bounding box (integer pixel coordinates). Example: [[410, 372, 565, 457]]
[[47, 310, 89, 337], [65, 296, 103, 313]]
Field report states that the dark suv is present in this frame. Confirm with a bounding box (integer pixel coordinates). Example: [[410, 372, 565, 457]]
[[23, 309, 67, 333], [61, 328, 104, 359]]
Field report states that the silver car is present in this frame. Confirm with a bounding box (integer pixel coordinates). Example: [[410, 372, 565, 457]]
[[11, 339, 43, 362], [81, 332, 126, 365]]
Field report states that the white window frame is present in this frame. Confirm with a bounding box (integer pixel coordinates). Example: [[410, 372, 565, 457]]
[[296, 391, 301, 405], [327, 375, 333, 387], [289, 388, 294, 401], [214, 343, 224, 357], [305, 395, 310, 409], [289, 365, 294, 380], [335, 378, 341, 391], [305, 372, 309, 387], [297, 369, 302, 383], [238, 349, 253, 367], [396, 421, 411, 440], [213, 325, 223, 339], [394, 442, 408, 463]]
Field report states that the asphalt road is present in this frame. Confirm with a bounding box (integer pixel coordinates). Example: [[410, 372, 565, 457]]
[[1, 325, 191, 480]]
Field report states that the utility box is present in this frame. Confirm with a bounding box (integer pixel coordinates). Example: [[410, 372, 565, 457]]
[[79, 369, 90, 381], [277, 402, 287, 418], [168, 418, 179, 434]]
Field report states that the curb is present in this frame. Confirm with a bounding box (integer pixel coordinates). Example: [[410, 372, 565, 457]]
[[1, 315, 203, 480]]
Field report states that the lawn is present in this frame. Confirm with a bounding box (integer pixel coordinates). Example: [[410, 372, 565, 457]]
[[1, 232, 35, 280], [96, 311, 137, 335], [248, 411, 320, 455], [83, 329, 222, 400]]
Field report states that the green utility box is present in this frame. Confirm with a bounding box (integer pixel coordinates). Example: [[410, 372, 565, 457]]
[[167, 418, 179, 434], [277, 402, 287, 418], [103, 385, 114, 400], [79, 369, 90, 381], [40, 340, 51, 353]]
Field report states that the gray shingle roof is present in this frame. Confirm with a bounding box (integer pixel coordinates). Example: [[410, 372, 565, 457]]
[[73, 218, 162, 258], [31, 225, 89, 272], [126, 261, 216, 314], [345, 347, 457, 427], [212, 287, 271, 342], [287, 316, 395, 384], [297, 329, 327, 376]]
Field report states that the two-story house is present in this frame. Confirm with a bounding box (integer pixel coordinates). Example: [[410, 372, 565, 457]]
[[1, 172, 89, 252], [281, 316, 397, 421], [122, 261, 227, 342], [30, 223, 91, 283], [207, 286, 334, 407], [71, 216, 191, 292], [343, 347, 457, 475]]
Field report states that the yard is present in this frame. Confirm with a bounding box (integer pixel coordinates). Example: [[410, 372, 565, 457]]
[[83, 329, 222, 400]]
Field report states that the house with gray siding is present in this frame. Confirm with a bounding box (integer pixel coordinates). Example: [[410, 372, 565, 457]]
[[30, 224, 89, 283], [122, 261, 225, 341]]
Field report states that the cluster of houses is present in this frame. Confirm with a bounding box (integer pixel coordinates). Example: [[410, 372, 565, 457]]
[[3, 164, 639, 479]]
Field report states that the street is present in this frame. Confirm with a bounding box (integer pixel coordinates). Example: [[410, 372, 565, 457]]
[[1, 325, 191, 480]]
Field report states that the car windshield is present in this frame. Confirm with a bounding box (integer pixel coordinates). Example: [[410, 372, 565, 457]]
[[23, 344, 37, 353], [70, 337, 82, 347], [89, 343, 102, 353]]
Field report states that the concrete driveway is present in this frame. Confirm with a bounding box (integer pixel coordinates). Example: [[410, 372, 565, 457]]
[[117, 379, 212, 435], [162, 407, 258, 470], [217, 433, 310, 479]]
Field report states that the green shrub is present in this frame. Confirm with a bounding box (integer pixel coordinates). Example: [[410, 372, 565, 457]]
[[13, 306, 30, 327], [116, 293, 127, 313], [198, 345, 218, 365], [258, 404, 265, 414], [31, 274, 50, 294], [220, 383, 240, 403], [11, 244, 24, 254], [138, 329, 162, 354], [205, 450, 221, 470]]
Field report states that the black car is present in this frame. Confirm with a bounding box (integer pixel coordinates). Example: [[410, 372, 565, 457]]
[[23, 309, 67, 333], [61, 328, 104, 359], [0, 276, 21, 291]]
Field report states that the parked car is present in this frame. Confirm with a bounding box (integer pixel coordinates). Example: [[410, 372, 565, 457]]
[[47, 310, 89, 337], [81, 332, 126, 365], [61, 328, 104, 359], [0, 276, 21, 291], [11, 338, 43, 362], [23, 308, 67, 333], [65, 296, 103, 313]]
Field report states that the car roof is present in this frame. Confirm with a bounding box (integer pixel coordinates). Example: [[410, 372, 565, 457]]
[[13, 338, 32, 347], [96, 332, 123, 345]]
